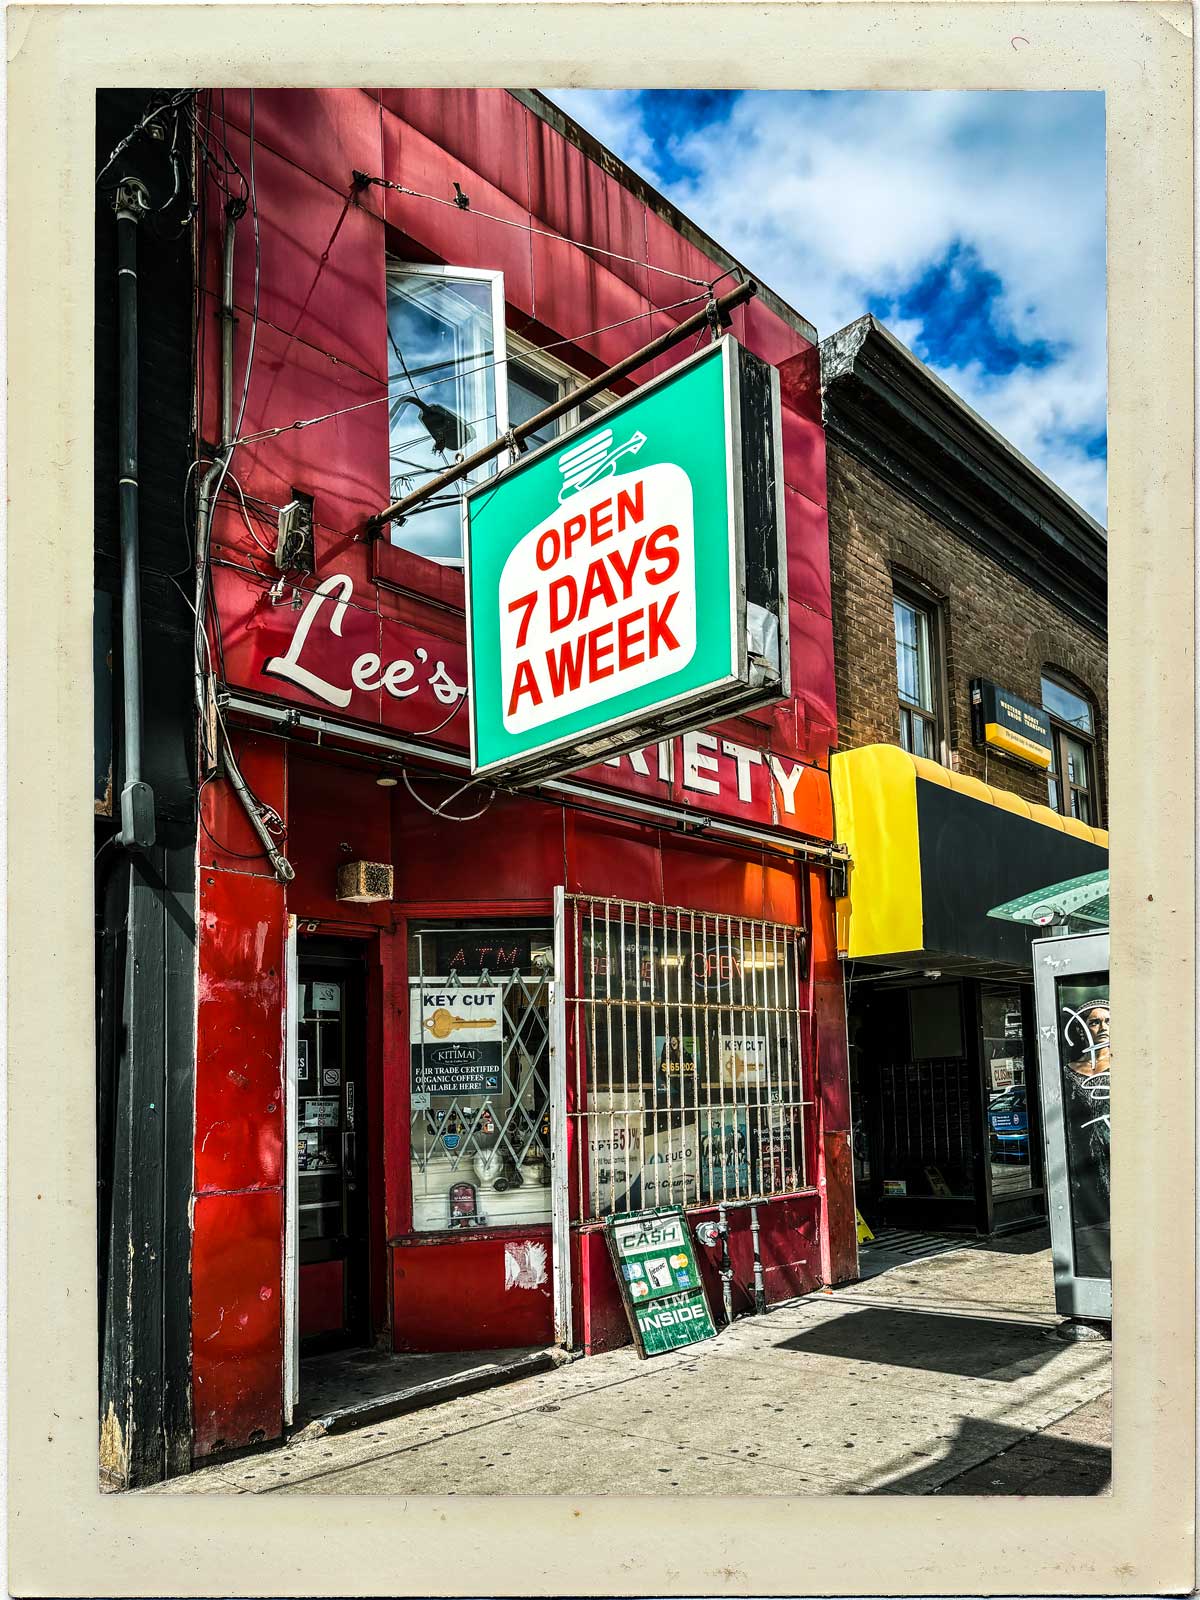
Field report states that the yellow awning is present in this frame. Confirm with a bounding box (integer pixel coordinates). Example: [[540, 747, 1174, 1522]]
[[831, 745, 1108, 963]]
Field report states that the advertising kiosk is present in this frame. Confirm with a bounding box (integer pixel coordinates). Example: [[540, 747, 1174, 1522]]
[[1032, 928, 1111, 1324]]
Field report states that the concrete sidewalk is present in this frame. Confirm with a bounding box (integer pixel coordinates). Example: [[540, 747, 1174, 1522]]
[[147, 1228, 1111, 1497]]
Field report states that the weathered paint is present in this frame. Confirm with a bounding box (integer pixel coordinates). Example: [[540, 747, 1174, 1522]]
[[574, 1195, 824, 1357], [189, 88, 850, 1457], [390, 1230, 555, 1351]]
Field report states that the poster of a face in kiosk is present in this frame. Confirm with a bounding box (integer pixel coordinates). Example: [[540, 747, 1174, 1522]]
[[1057, 982, 1111, 1279], [1033, 930, 1111, 1322]]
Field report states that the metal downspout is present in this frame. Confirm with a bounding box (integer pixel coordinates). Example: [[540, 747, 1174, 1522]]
[[114, 177, 155, 850]]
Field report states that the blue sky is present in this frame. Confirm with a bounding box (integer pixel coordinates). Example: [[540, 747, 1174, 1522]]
[[545, 90, 1107, 524]]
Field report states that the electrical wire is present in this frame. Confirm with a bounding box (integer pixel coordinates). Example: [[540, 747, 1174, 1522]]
[[232, 90, 261, 443], [231, 292, 709, 448], [401, 770, 496, 822], [96, 89, 196, 188], [223, 470, 277, 557], [361, 173, 715, 287], [407, 688, 468, 739]]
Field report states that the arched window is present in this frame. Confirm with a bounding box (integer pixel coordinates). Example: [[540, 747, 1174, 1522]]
[[1040, 671, 1100, 825]]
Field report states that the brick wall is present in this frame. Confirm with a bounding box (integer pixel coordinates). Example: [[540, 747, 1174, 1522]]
[[826, 442, 1108, 820]]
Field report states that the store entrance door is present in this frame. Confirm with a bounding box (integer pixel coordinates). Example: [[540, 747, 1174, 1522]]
[[296, 946, 371, 1351]]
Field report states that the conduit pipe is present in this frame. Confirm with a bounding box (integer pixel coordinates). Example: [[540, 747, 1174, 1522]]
[[195, 193, 294, 881], [113, 177, 155, 850]]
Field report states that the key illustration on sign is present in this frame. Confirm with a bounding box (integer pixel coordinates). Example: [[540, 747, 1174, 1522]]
[[424, 1007, 496, 1040], [411, 981, 506, 1102]]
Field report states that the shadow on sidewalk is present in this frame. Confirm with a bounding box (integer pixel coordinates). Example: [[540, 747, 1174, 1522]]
[[870, 1413, 1111, 1495], [779, 1305, 1066, 1381], [968, 1224, 1052, 1256]]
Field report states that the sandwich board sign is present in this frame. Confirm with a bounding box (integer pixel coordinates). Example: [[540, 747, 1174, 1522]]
[[605, 1206, 718, 1358], [463, 335, 789, 785]]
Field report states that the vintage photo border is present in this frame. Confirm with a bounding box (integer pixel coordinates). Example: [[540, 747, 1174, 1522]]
[[6, 2, 1195, 1593]]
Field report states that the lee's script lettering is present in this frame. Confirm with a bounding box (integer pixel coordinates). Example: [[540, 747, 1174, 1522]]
[[264, 574, 465, 709]]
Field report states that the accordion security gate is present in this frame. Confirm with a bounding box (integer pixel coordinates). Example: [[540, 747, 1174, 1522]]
[[550, 888, 812, 1346]]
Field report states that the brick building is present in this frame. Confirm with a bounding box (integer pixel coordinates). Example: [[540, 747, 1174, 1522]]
[[821, 315, 1109, 1237]]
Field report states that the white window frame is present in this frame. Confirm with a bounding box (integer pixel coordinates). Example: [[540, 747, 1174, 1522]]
[[506, 333, 621, 442], [386, 261, 510, 566]]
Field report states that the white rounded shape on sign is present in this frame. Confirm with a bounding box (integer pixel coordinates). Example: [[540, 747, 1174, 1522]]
[[497, 463, 698, 736]]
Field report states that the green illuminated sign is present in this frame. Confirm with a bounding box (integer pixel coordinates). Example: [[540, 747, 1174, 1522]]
[[463, 337, 788, 784], [606, 1206, 718, 1358]]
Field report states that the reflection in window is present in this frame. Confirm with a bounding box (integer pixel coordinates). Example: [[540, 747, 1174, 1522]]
[[893, 589, 939, 759], [386, 266, 504, 565], [506, 339, 620, 455], [507, 355, 562, 452], [981, 987, 1034, 1199], [1042, 672, 1099, 823]]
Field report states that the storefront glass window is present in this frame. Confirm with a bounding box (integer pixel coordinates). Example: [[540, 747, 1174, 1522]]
[[981, 987, 1034, 1198], [1042, 672, 1100, 823], [407, 922, 554, 1232], [563, 897, 811, 1220], [1040, 675, 1094, 733], [386, 264, 505, 565]]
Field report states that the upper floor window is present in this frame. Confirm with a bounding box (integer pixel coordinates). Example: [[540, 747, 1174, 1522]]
[[506, 337, 617, 452], [387, 263, 507, 565], [387, 264, 619, 567], [893, 584, 942, 760], [1041, 672, 1099, 824]]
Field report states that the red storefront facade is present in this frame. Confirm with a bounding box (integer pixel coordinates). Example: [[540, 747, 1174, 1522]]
[[190, 87, 853, 1461]]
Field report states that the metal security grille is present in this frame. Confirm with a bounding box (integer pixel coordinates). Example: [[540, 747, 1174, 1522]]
[[878, 1057, 975, 1196], [560, 895, 811, 1223]]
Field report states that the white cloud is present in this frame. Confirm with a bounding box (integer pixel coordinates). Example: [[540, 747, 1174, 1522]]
[[546, 90, 1107, 524]]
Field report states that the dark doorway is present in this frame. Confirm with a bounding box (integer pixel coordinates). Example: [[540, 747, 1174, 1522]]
[[297, 943, 371, 1352]]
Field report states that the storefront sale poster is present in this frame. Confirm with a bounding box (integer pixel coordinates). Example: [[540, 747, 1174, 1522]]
[[587, 1092, 644, 1215], [587, 1101, 700, 1212], [410, 980, 505, 1109], [700, 1111, 751, 1200], [653, 1033, 697, 1093]]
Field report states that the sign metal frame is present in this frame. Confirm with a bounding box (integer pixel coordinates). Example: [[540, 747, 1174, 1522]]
[[462, 335, 789, 786]]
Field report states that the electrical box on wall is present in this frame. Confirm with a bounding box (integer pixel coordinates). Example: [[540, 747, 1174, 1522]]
[[275, 490, 315, 573], [336, 860, 394, 904]]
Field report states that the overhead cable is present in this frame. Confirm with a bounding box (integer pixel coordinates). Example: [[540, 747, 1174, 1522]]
[[229, 291, 708, 448], [355, 170, 721, 288]]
